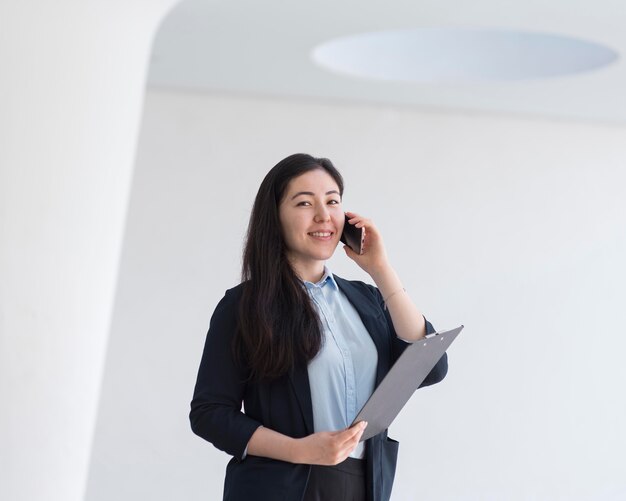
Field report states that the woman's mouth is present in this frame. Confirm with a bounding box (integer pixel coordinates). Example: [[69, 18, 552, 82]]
[[308, 231, 334, 240]]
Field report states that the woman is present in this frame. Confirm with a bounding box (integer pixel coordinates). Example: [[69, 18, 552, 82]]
[[190, 153, 447, 501]]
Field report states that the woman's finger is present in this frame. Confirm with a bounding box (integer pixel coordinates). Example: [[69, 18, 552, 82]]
[[340, 430, 365, 457], [345, 211, 364, 223], [339, 422, 367, 444], [347, 215, 374, 231]]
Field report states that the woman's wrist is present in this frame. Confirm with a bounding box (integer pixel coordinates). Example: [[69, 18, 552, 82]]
[[288, 436, 305, 464], [370, 263, 402, 293], [368, 261, 394, 283], [248, 425, 307, 464]]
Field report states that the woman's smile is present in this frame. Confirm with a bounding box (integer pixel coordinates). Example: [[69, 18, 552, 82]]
[[308, 230, 334, 240]]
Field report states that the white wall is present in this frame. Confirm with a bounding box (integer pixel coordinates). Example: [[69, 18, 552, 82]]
[[86, 89, 626, 500], [0, 2, 179, 501]]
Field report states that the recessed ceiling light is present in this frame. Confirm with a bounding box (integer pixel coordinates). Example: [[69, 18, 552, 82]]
[[311, 28, 619, 83]]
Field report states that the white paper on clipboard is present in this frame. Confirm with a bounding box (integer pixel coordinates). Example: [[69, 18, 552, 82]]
[[351, 325, 463, 441]]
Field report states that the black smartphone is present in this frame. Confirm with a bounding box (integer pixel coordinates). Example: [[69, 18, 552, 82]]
[[340, 214, 365, 255]]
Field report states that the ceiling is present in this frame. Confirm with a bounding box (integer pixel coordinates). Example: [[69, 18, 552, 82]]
[[148, 0, 626, 124]]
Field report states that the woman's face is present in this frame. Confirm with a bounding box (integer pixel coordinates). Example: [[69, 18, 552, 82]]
[[279, 169, 345, 279]]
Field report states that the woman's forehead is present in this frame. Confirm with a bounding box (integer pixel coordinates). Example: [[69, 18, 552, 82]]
[[286, 169, 340, 194]]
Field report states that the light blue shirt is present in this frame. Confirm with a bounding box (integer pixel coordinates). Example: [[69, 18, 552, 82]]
[[304, 267, 377, 459]]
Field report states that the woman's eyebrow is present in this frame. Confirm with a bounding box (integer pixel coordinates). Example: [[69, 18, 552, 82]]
[[290, 190, 341, 200]]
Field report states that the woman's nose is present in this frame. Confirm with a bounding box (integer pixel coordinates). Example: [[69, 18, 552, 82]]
[[314, 206, 330, 222]]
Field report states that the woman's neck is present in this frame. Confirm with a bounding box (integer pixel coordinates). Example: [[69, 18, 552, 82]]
[[289, 258, 326, 283]]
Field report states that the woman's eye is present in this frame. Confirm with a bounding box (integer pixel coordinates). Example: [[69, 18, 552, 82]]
[[297, 201, 311, 206], [328, 200, 340, 205]]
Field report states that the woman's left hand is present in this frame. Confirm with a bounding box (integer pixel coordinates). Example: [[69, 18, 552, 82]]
[[342, 211, 390, 276]]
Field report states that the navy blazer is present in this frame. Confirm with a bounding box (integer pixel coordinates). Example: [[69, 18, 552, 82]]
[[190, 275, 448, 501]]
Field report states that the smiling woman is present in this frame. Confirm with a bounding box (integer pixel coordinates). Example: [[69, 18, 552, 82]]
[[189, 153, 448, 501]]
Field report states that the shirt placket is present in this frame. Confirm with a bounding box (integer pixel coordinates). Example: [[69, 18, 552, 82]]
[[311, 284, 356, 428]]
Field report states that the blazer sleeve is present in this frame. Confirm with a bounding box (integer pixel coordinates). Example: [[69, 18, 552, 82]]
[[367, 283, 448, 388], [189, 288, 262, 460]]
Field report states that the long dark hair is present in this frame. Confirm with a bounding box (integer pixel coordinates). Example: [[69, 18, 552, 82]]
[[235, 153, 344, 381]]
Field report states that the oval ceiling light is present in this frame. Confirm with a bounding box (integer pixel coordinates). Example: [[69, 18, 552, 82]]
[[311, 28, 619, 83]]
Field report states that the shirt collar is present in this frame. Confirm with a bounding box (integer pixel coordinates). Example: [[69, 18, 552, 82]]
[[303, 265, 338, 291]]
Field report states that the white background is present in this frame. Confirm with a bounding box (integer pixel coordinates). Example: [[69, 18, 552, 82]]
[[4, 2, 625, 501]]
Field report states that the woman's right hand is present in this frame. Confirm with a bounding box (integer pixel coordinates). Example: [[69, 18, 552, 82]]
[[291, 421, 367, 465]]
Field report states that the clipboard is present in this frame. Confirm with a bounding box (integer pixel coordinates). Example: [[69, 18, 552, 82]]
[[351, 325, 463, 441]]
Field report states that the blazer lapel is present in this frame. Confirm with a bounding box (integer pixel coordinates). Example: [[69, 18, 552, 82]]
[[288, 364, 315, 435]]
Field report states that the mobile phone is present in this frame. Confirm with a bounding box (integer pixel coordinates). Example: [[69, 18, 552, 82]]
[[340, 214, 365, 255]]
